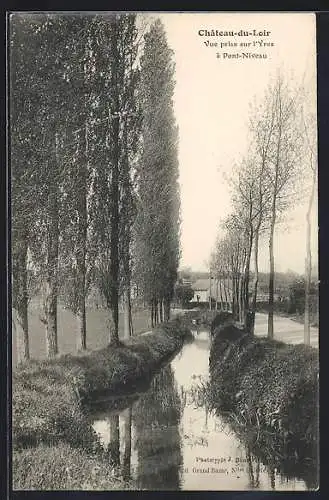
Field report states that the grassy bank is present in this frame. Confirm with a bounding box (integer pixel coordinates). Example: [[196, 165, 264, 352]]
[[13, 443, 135, 490], [13, 318, 191, 490], [209, 319, 319, 457]]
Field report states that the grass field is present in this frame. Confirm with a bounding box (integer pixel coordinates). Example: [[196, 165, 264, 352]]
[[12, 301, 151, 368]]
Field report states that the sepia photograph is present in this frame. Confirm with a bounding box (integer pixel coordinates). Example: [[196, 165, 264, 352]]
[[10, 11, 319, 491]]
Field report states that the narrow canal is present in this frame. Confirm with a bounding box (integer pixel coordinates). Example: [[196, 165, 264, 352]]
[[91, 328, 317, 491]]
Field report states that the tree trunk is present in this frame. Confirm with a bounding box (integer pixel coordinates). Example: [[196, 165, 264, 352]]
[[209, 274, 212, 310], [154, 299, 159, 325], [232, 276, 236, 316], [164, 297, 171, 321], [237, 275, 241, 321], [109, 147, 120, 344], [215, 279, 219, 310], [75, 237, 87, 351], [76, 307, 86, 351], [109, 23, 120, 345], [129, 297, 133, 336], [15, 307, 29, 363], [268, 93, 281, 339], [231, 274, 234, 312], [121, 110, 134, 340], [122, 288, 128, 339], [75, 122, 88, 351], [234, 275, 238, 320], [304, 252, 311, 346], [218, 278, 223, 310], [268, 207, 276, 339], [151, 301, 154, 329], [232, 274, 238, 320], [226, 273, 231, 311], [240, 273, 243, 325], [43, 185, 59, 358], [238, 274, 243, 322], [159, 299, 164, 323], [243, 233, 253, 328], [251, 228, 260, 335], [123, 286, 134, 338], [304, 171, 316, 345], [223, 275, 229, 310], [44, 280, 58, 358], [13, 230, 29, 362]]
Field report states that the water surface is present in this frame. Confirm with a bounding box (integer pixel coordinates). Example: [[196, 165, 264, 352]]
[[91, 329, 317, 491]]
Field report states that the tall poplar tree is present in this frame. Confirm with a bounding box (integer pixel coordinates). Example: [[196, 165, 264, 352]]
[[10, 15, 37, 362], [134, 19, 180, 326], [58, 16, 99, 351], [91, 13, 141, 344], [29, 15, 74, 357], [11, 14, 68, 358]]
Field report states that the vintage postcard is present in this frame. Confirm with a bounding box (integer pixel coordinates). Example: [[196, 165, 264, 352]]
[[10, 11, 319, 492]]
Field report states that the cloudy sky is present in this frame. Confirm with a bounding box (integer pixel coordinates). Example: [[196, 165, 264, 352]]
[[155, 12, 317, 274]]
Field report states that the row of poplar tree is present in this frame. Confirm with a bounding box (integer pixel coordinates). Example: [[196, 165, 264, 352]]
[[210, 72, 317, 343], [11, 13, 181, 361]]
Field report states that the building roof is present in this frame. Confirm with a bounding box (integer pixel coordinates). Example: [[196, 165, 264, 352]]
[[192, 279, 211, 291], [191, 278, 234, 299]]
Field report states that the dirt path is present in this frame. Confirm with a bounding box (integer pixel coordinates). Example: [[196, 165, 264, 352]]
[[254, 312, 318, 348]]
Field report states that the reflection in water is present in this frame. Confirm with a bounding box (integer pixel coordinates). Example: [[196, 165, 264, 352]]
[[133, 365, 183, 490], [92, 403, 133, 480], [247, 424, 319, 490], [107, 415, 120, 467], [122, 408, 132, 480], [91, 328, 317, 491], [246, 446, 260, 489], [204, 379, 319, 490]]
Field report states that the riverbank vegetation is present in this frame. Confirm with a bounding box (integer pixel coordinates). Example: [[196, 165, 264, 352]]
[[209, 321, 318, 472], [13, 318, 190, 489], [13, 443, 134, 490], [221, 411, 319, 490]]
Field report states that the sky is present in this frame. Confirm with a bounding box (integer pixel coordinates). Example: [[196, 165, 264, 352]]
[[152, 12, 317, 274]]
